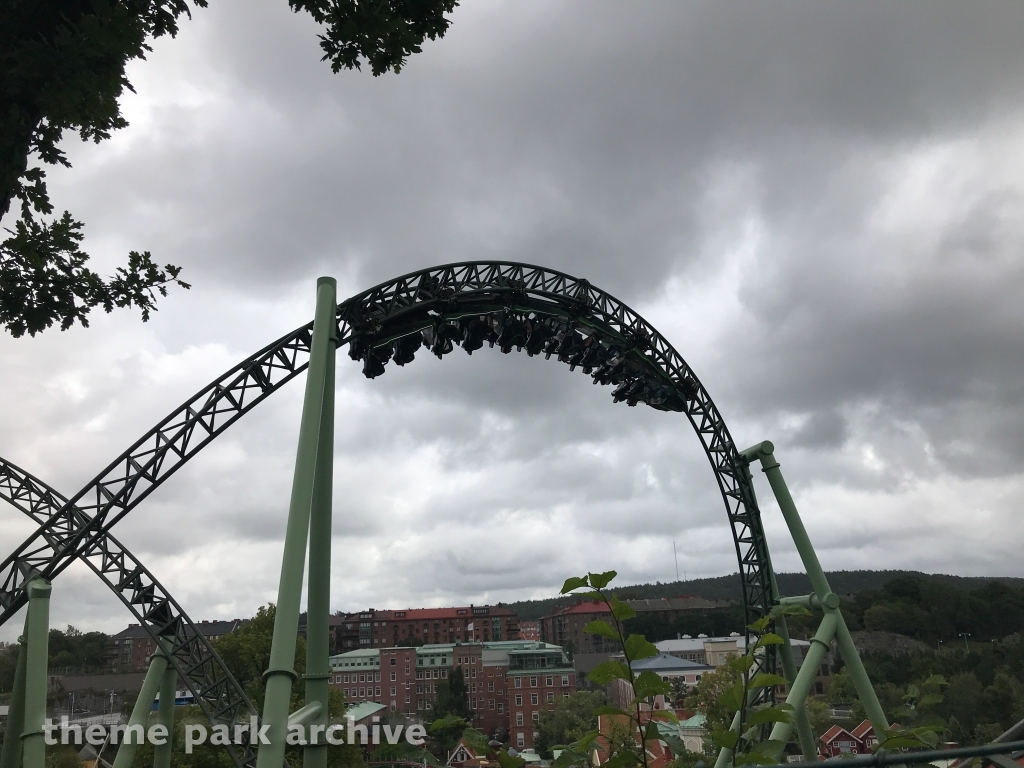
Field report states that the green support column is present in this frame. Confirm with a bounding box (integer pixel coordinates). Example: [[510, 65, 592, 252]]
[[257, 277, 337, 768], [113, 648, 170, 768], [303, 291, 336, 768], [769, 572, 818, 762], [742, 441, 890, 742], [21, 578, 51, 768], [0, 625, 28, 768], [153, 643, 177, 768], [766, 613, 840, 756]]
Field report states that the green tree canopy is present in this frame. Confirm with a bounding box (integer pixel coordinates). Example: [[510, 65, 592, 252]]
[[0, 0, 458, 337], [535, 690, 607, 758]]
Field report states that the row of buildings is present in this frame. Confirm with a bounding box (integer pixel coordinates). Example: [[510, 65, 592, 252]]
[[106, 596, 733, 672], [328, 640, 576, 751]]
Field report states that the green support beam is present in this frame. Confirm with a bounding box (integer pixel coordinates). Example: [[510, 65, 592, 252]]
[[256, 277, 337, 768], [304, 287, 336, 768], [21, 578, 51, 768], [113, 647, 170, 768], [0, 624, 28, 768], [153, 642, 177, 768], [742, 441, 890, 746]]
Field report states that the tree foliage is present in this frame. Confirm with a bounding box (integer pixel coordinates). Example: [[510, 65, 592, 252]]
[[535, 690, 607, 758], [0, 0, 459, 337]]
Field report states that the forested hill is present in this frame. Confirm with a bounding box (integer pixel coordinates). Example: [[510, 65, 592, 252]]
[[505, 570, 1024, 620]]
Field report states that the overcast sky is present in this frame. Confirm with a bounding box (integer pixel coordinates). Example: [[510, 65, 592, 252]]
[[2, 1, 1024, 639]]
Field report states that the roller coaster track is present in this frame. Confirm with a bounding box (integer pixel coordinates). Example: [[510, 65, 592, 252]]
[[0, 262, 778, 760], [0, 455, 260, 768]]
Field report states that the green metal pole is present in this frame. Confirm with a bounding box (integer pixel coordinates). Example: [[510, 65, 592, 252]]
[[766, 613, 840, 757], [21, 578, 51, 768], [153, 644, 177, 768], [257, 277, 337, 768], [770, 576, 818, 761], [303, 294, 336, 768], [713, 710, 742, 768], [112, 648, 170, 768], [742, 441, 890, 741], [739, 450, 818, 764], [0, 624, 28, 768]]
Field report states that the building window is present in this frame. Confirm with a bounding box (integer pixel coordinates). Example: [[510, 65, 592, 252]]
[[546, 676, 553, 686], [391, 658, 396, 665], [375, 687, 381, 696], [515, 695, 522, 706], [530, 676, 537, 687], [516, 713, 524, 726], [391, 672, 397, 681], [531, 694, 538, 705], [391, 687, 397, 695], [563, 692, 569, 699], [488, 682, 494, 692], [561, 675, 569, 686], [517, 733, 525, 748], [532, 711, 539, 722], [498, 703, 504, 714], [514, 677, 522, 688], [406, 695, 411, 704], [547, 693, 554, 703], [489, 699, 495, 710]]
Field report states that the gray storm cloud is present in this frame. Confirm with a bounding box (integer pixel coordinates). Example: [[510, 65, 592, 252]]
[[1, 0, 1023, 638]]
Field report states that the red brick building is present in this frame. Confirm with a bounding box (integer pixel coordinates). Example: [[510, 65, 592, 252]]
[[329, 640, 572, 743], [108, 619, 246, 672], [538, 600, 616, 654], [505, 645, 576, 750], [332, 605, 519, 651]]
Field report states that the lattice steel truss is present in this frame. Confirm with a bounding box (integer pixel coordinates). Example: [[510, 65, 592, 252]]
[[0, 262, 780, 760], [0, 456, 260, 768]]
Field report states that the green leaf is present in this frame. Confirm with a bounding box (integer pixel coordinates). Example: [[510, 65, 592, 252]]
[[462, 728, 490, 753], [726, 654, 755, 673], [577, 591, 605, 601], [498, 750, 527, 768], [610, 595, 637, 622], [429, 714, 468, 732], [588, 570, 617, 589], [753, 633, 784, 648], [734, 741, 786, 765], [710, 730, 738, 750], [633, 671, 672, 700], [603, 752, 642, 768], [585, 620, 620, 640], [561, 576, 589, 594], [718, 681, 744, 713], [918, 693, 943, 707], [746, 706, 795, 726], [924, 674, 947, 687], [768, 604, 812, 619], [624, 634, 659, 661], [748, 673, 789, 690], [593, 705, 630, 717], [587, 660, 632, 684], [747, 616, 771, 633], [650, 709, 679, 723], [659, 731, 687, 757]]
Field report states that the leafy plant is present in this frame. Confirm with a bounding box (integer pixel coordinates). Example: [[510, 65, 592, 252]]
[[552, 571, 687, 768]]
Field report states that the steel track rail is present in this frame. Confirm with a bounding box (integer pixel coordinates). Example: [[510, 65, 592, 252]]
[[0, 261, 777, 717], [0, 456, 260, 768]]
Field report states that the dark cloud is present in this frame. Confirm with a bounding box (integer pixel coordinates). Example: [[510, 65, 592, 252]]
[[1, 0, 1023, 637]]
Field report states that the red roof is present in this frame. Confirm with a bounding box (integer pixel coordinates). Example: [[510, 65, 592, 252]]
[[820, 726, 854, 744], [546, 600, 613, 618], [851, 720, 875, 740]]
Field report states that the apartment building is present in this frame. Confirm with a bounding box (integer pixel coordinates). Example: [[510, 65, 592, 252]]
[[331, 605, 519, 651], [328, 640, 573, 745], [108, 619, 247, 673]]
